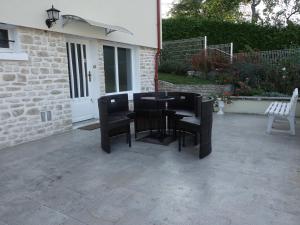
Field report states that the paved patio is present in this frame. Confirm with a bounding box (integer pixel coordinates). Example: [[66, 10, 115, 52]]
[[0, 114, 300, 225]]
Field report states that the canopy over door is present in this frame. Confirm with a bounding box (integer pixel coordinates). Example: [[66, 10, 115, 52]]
[[62, 15, 133, 36]]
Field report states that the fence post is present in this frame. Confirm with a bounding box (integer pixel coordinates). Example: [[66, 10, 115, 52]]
[[204, 36, 207, 57], [230, 42, 233, 64], [204, 36, 208, 77]]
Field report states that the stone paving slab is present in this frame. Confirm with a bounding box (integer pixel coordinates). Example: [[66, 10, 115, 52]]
[[0, 114, 300, 225]]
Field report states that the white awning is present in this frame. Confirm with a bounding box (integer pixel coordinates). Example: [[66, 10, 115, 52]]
[[61, 15, 133, 36]]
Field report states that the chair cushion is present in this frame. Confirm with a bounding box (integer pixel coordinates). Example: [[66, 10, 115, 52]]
[[180, 116, 201, 126], [172, 109, 195, 117], [178, 116, 201, 133]]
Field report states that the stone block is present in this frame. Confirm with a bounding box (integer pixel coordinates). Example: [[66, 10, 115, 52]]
[[0, 93, 12, 98], [20, 68, 29, 74], [54, 79, 67, 83], [40, 68, 50, 74], [20, 34, 33, 44], [0, 112, 11, 120], [51, 90, 62, 95], [33, 98, 44, 102], [6, 87, 22, 92], [12, 82, 26, 86], [11, 103, 24, 108], [26, 108, 40, 115], [31, 68, 39, 74], [37, 51, 49, 57], [2, 74, 16, 81], [12, 109, 24, 117]]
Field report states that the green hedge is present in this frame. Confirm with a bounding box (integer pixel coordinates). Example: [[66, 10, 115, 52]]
[[162, 17, 300, 52]]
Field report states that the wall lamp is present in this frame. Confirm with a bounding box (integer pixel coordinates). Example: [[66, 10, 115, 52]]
[[45, 5, 60, 28]]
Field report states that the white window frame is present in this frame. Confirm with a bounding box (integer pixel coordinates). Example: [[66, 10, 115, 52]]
[[0, 25, 16, 52], [103, 42, 137, 97], [0, 24, 28, 61]]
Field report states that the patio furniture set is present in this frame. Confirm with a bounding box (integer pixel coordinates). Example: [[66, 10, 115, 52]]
[[98, 92, 214, 159]]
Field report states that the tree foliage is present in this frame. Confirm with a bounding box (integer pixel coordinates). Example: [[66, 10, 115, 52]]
[[169, 0, 243, 22], [168, 0, 300, 26], [169, 0, 204, 17], [163, 17, 300, 52], [263, 0, 300, 26]]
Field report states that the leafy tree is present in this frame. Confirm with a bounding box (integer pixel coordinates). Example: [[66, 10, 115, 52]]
[[169, 0, 243, 22], [263, 0, 300, 26], [249, 0, 263, 24], [169, 0, 204, 17], [202, 0, 244, 21], [242, 0, 300, 26], [169, 0, 300, 26]]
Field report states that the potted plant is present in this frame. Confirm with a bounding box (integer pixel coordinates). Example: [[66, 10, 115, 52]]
[[213, 95, 232, 115]]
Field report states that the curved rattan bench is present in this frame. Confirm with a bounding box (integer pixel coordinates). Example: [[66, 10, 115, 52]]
[[166, 92, 201, 136], [133, 92, 201, 138], [177, 96, 214, 159]]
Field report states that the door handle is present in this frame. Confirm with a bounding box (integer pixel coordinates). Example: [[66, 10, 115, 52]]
[[88, 71, 92, 82]]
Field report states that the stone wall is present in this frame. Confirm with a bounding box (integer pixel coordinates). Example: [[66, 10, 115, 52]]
[[159, 80, 224, 96], [139, 47, 155, 92], [0, 27, 72, 149]]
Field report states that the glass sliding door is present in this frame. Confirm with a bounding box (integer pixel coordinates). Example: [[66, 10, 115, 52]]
[[103, 46, 117, 93], [118, 47, 132, 92], [103, 45, 133, 93]]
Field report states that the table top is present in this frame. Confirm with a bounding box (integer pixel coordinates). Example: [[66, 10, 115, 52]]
[[141, 96, 175, 102]]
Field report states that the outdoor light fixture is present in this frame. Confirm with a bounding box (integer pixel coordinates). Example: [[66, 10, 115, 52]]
[[45, 5, 60, 28]]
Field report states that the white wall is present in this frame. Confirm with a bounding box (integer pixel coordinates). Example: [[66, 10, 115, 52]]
[[0, 0, 158, 48]]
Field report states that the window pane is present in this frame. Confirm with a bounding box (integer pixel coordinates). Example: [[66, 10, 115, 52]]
[[118, 48, 132, 92], [66, 43, 73, 98], [77, 44, 84, 97], [70, 43, 79, 98], [103, 46, 116, 93], [83, 45, 89, 96], [0, 29, 9, 48]]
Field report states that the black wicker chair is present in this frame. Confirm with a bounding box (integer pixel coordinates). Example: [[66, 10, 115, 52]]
[[168, 92, 200, 116], [133, 92, 166, 138], [98, 94, 133, 153], [178, 97, 214, 159], [167, 92, 201, 136]]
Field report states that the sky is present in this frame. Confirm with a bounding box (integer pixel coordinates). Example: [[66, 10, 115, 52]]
[[161, 0, 177, 18]]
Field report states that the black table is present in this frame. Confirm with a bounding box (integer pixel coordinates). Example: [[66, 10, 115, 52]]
[[139, 96, 175, 145]]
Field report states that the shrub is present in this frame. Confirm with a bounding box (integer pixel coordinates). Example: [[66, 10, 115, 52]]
[[163, 17, 300, 53], [159, 60, 190, 75]]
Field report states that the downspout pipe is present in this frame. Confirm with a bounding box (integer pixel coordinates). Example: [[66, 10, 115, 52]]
[[154, 0, 161, 92]]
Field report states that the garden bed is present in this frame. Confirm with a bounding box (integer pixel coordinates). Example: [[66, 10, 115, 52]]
[[158, 73, 215, 85], [224, 96, 300, 117], [159, 80, 224, 96]]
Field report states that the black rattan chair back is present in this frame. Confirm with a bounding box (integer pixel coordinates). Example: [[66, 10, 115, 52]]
[[98, 94, 131, 153], [168, 92, 200, 114], [199, 97, 214, 158], [133, 92, 166, 111]]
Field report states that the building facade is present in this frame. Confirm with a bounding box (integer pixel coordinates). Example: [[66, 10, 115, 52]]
[[0, 0, 158, 149]]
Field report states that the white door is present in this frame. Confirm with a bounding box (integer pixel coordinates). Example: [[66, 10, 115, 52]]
[[66, 40, 94, 123]]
